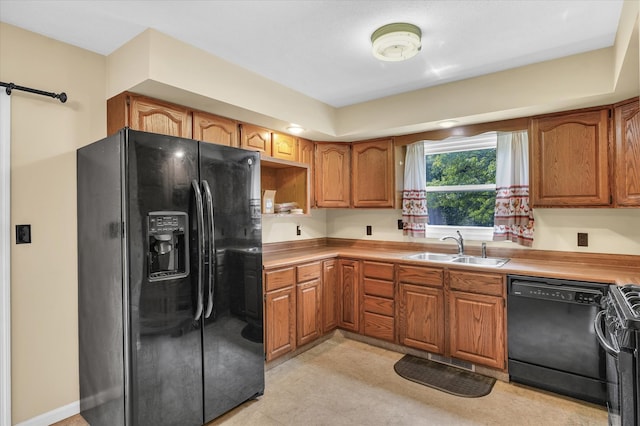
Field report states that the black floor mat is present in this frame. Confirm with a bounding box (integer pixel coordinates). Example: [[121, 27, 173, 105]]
[[394, 355, 495, 398]]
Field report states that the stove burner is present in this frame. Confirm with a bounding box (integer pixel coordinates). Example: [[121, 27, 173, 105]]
[[614, 284, 640, 322]]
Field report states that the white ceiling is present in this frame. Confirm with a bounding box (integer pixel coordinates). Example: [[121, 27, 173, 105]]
[[0, 0, 625, 108]]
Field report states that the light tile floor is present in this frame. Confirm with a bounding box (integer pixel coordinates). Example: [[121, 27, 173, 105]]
[[57, 333, 607, 426]]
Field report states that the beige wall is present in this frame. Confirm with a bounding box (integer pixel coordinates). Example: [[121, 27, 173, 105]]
[[0, 23, 106, 424], [321, 208, 640, 256]]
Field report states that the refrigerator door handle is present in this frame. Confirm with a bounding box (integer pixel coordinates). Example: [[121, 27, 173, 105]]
[[202, 180, 215, 319], [192, 179, 204, 321]]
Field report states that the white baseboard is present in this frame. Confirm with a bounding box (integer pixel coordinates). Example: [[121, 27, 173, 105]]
[[15, 401, 79, 426]]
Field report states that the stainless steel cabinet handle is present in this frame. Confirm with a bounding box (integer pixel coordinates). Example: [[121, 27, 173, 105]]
[[594, 310, 619, 357], [192, 179, 204, 322], [202, 180, 215, 319]]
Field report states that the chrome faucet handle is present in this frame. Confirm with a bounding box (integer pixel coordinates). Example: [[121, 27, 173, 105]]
[[456, 230, 464, 255]]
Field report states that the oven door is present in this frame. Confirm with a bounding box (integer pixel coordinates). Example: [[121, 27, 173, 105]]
[[594, 310, 621, 426]]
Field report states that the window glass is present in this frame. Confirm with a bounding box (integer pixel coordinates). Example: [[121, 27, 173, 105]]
[[424, 133, 496, 228]]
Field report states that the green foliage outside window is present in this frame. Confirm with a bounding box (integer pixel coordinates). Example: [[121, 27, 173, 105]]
[[425, 149, 496, 227]]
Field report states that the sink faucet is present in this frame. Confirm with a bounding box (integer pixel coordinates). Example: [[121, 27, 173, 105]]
[[440, 230, 464, 255]]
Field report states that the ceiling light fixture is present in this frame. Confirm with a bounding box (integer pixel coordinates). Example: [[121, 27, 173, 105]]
[[286, 125, 305, 134], [371, 23, 422, 62]]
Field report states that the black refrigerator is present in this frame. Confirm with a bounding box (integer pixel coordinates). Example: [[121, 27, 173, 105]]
[[77, 128, 264, 426]]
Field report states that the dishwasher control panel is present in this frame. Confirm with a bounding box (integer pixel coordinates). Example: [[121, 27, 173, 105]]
[[510, 281, 603, 305]]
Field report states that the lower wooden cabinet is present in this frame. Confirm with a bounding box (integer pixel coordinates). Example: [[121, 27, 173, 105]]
[[338, 259, 360, 332], [399, 283, 445, 353], [362, 261, 395, 342], [397, 264, 445, 354], [322, 259, 339, 333], [448, 290, 505, 369], [264, 258, 507, 371], [447, 269, 506, 369], [265, 286, 296, 362], [296, 262, 322, 346]]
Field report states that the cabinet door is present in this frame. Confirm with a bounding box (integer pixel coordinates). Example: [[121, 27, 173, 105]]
[[449, 290, 505, 369], [315, 143, 351, 208], [240, 123, 272, 156], [299, 138, 315, 207], [192, 111, 238, 147], [322, 259, 338, 333], [272, 132, 298, 162], [338, 259, 360, 332], [265, 286, 296, 362], [130, 95, 192, 138], [296, 279, 321, 346], [398, 283, 444, 354], [530, 109, 610, 206], [352, 139, 394, 208], [615, 99, 640, 206]]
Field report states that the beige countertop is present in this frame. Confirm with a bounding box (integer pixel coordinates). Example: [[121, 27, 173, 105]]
[[264, 246, 640, 285]]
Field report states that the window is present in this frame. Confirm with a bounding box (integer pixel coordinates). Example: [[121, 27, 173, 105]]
[[424, 132, 496, 239]]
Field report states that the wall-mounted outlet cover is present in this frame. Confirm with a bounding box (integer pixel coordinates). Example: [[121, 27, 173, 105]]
[[366, 225, 372, 236], [16, 224, 31, 244], [397, 219, 403, 230], [577, 232, 588, 247], [296, 225, 301, 236]]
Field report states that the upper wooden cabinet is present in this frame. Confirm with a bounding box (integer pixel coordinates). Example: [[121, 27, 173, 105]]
[[192, 111, 238, 147], [614, 98, 640, 207], [240, 123, 272, 156], [107, 92, 192, 138], [272, 132, 298, 162], [315, 143, 351, 208], [530, 108, 610, 207], [352, 139, 395, 208], [298, 138, 315, 206]]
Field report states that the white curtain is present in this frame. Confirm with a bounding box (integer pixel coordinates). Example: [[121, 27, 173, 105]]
[[0, 90, 11, 426], [402, 142, 428, 237], [493, 130, 534, 246]]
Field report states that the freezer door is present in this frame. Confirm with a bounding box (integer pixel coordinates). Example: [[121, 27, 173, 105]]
[[198, 142, 264, 423], [126, 130, 204, 426]]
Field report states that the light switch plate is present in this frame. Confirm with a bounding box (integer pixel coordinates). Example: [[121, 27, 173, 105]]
[[16, 224, 31, 244]]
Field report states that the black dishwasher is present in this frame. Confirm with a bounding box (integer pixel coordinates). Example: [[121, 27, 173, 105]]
[[507, 275, 608, 405]]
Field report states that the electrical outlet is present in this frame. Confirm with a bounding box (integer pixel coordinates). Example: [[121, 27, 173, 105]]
[[577, 232, 588, 247], [366, 225, 372, 236], [296, 225, 301, 236], [397, 219, 403, 230]]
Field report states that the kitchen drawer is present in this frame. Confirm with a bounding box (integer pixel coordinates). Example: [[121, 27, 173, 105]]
[[363, 312, 394, 342], [398, 265, 443, 288], [449, 270, 504, 297], [363, 261, 394, 280], [363, 295, 394, 316], [363, 278, 394, 298], [265, 267, 295, 292], [296, 261, 321, 283]]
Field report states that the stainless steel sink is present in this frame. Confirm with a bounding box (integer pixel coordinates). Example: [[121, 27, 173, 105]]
[[450, 256, 510, 267], [404, 252, 459, 262], [404, 252, 509, 267]]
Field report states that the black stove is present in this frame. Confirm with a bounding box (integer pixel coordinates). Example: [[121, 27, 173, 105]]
[[596, 284, 640, 426]]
